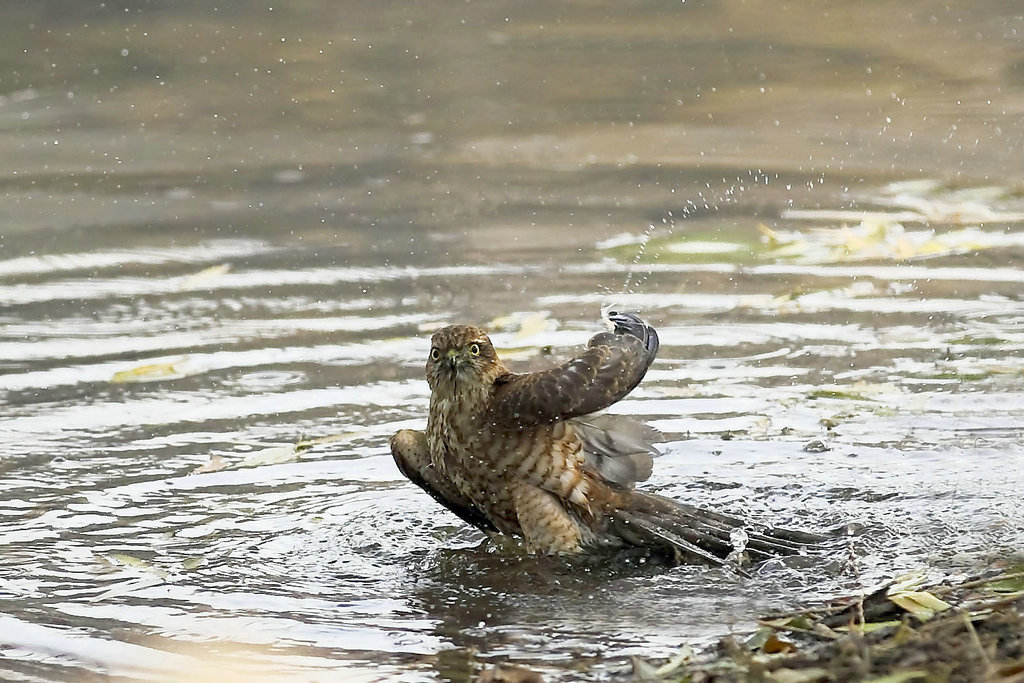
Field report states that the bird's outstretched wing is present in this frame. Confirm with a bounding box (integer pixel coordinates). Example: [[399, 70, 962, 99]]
[[489, 312, 659, 425], [390, 429, 498, 532]]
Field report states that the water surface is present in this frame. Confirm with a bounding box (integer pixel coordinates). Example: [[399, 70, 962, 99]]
[[2, 1, 1024, 680]]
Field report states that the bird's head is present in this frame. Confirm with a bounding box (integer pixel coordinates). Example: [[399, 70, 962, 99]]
[[425, 324, 503, 391]]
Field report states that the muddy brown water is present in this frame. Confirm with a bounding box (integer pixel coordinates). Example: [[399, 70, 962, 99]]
[[2, 1, 1023, 680]]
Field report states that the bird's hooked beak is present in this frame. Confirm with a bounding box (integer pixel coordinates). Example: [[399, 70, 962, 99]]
[[442, 348, 464, 374]]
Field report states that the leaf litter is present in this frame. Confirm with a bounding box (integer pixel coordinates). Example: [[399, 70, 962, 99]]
[[629, 564, 1024, 682]]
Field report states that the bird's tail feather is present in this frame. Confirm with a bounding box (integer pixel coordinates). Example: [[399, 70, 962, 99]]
[[609, 509, 728, 567], [609, 490, 826, 569]]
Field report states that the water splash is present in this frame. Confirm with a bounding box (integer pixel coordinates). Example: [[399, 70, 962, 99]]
[[602, 169, 780, 313]]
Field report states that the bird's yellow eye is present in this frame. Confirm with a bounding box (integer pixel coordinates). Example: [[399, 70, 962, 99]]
[[469, 343, 481, 356], [430, 347, 440, 360]]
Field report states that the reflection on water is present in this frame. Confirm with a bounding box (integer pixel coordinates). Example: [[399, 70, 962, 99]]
[[2, 0, 1024, 680]]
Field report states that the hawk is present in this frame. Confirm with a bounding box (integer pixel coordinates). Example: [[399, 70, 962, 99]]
[[391, 312, 818, 566]]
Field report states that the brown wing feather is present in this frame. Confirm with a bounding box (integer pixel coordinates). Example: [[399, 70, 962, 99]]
[[488, 314, 658, 425], [390, 429, 498, 532]]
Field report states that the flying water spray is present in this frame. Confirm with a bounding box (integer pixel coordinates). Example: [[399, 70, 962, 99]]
[[600, 168, 782, 315]]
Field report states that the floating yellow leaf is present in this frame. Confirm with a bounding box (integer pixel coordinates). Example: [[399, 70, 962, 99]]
[[487, 312, 523, 330], [111, 358, 188, 383], [178, 263, 231, 289], [887, 589, 952, 621], [514, 311, 552, 339], [487, 311, 553, 339]]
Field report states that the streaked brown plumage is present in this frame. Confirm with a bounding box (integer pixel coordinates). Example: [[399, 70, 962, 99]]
[[391, 312, 820, 566]]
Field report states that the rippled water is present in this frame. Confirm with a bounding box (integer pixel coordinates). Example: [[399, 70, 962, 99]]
[[3, 1, 1024, 680]]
